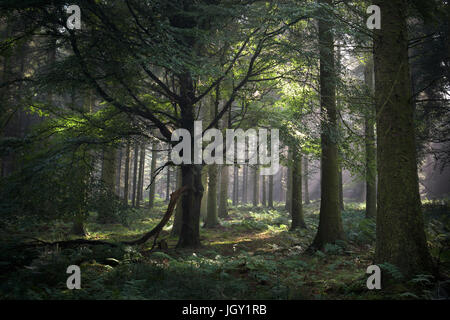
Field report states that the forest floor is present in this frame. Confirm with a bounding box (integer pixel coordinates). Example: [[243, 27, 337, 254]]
[[0, 199, 449, 299]]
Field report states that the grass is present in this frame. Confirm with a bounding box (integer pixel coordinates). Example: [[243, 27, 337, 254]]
[[0, 200, 448, 300]]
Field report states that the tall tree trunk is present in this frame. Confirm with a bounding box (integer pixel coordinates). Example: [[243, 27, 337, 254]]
[[232, 165, 239, 206], [219, 165, 229, 217], [123, 142, 131, 206], [291, 152, 306, 230], [200, 167, 208, 222], [339, 166, 344, 210], [148, 142, 157, 209], [373, 0, 431, 276], [171, 167, 183, 236], [131, 143, 139, 208], [268, 175, 274, 208], [101, 146, 116, 194], [311, 0, 345, 249], [136, 143, 146, 208], [304, 156, 310, 204], [262, 175, 267, 207], [252, 166, 259, 207], [204, 163, 219, 227], [165, 165, 171, 203], [243, 164, 248, 203], [116, 146, 123, 197], [364, 58, 377, 219], [285, 149, 293, 212]]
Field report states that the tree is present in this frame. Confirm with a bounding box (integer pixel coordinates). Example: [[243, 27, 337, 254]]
[[123, 142, 131, 206], [291, 152, 306, 229], [131, 143, 139, 208], [373, 0, 432, 276], [148, 142, 158, 209], [311, 0, 345, 249], [364, 58, 376, 219], [136, 143, 146, 208], [303, 155, 310, 204]]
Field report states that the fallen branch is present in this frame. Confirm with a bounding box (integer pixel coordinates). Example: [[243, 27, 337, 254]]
[[22, 186, 188, 249]]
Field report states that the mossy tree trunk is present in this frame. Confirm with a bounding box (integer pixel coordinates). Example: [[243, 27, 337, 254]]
[[311, 0, 345, 249], [373, 0, 432, 276]]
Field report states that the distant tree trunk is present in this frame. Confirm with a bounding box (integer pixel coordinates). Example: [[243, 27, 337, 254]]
[[219, 165, 229, 218], [311, 0, 345, 249], [200, 167, 208, 222], [364, 58, 377, 219], [285, 149, 293, 212], [165, 165, 171, 203], [123, 142, 131, 206], [148, 142, 157, 209], [291, 153, 306, 230], [131, 143, 139, 207], [373, 0, 431, 276], [252, 166, 259, 207], [232, 165, 239, 206], [243, 164, 248, 203], [338, 166, 344, 210], [136, 143, 146, 208], [268, 175, 274, 208], [262, 175, 267, 207], [204, 163, 219, 228], [116, 147, 123, 197], [171, 167, 183, 236], [101, 146, 116, 194], [304, 156, 310, 204]]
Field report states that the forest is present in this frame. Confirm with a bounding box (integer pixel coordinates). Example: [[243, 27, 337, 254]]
[[0, 0, 449, 301]]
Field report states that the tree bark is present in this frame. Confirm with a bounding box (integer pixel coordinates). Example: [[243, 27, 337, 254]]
[[311, 0, 345, 249], [285, 149, 293, 212], [131, 143, 139, 207], [252, 166, 259, 207], [137, 143, 146, 208], [364, 58, 377, 219], [268, 175, 274, 208], [373, 0, 432, 276], [219, 165, 229, 217], [123, 142, 131, 206], [304, 156, 310, 204], [291, 152, 306, 230], [148, 142, 157, 209]]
